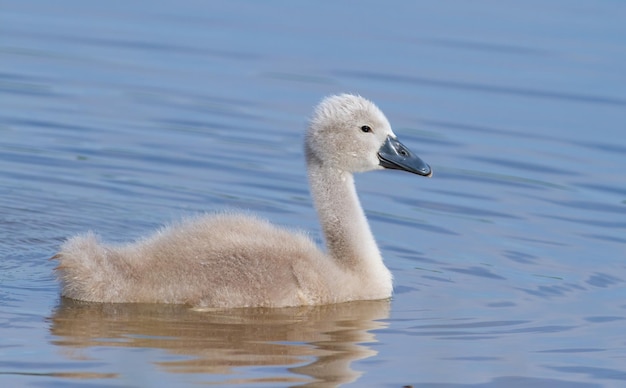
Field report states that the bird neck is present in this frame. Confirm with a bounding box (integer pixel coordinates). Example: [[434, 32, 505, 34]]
[[306, 158, 385, 273]]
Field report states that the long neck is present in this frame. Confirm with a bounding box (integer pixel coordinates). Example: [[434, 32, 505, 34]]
[[306, 156, 385, 272]]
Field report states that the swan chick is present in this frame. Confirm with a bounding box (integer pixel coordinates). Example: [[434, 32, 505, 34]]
[[53, 94, 432, 308]]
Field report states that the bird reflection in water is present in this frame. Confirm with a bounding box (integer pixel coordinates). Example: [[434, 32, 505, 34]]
[[48, 298, 390, 386]]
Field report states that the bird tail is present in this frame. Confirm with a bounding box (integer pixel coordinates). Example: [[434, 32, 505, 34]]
[[52, 232, 115, 302]]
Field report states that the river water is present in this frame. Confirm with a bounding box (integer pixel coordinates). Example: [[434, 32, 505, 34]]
[[1, 1, 625, 387]]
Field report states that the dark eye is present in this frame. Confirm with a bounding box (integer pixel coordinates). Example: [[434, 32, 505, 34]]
[[360, 125, 372, 133]]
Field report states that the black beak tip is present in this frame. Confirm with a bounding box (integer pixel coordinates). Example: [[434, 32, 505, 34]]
[[421, 165, 433, 178]]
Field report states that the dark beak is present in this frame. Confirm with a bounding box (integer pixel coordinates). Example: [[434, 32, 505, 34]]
[[377, 136, 432, 177]]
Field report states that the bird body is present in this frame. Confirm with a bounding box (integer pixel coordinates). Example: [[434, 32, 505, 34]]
[[54, 94, 432, 308]]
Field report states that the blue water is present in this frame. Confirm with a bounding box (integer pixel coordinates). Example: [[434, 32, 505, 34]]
[[1, 1, 625, 387]]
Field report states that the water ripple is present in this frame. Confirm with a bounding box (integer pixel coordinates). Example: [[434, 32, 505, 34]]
[[335, 70, 626, 107]]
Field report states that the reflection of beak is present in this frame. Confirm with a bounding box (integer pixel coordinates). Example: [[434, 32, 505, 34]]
[[377, 136, 432, 177]]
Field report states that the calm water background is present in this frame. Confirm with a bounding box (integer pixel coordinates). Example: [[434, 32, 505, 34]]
[[1, 1, 625, 387]]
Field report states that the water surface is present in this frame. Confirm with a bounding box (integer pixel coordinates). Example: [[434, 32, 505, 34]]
[[1, 1, 625, 387]]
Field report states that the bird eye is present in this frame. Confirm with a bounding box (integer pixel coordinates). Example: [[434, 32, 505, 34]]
[[360, 125, 372, 133]]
